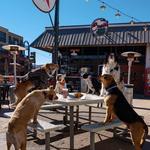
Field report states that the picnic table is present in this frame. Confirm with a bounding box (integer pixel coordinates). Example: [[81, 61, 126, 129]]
[[54, 93, 103, 150]]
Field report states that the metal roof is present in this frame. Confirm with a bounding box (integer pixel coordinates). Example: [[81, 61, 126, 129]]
[[30, 22, 150, 52]]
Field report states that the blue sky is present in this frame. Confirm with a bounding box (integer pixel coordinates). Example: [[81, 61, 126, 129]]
[[1, 0, 150, 65]]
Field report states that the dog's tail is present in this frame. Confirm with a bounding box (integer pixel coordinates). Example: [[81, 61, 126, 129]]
[[140, 122, 148, 148]]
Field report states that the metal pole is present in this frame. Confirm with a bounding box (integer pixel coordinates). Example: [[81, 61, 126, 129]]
[[127, 59, 133, 84], [24, 41, 31, 71], [52, 0, 59, 64], [70, 106, 74, 149], [13, 52, 17, 86]]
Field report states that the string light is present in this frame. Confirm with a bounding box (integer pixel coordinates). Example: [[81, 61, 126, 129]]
[[130, 17, 134, 25], [115, 10, 121, 18], [100, 2, 106, 11], [144, 26, 148, 32], [83, 0, 149, 31]]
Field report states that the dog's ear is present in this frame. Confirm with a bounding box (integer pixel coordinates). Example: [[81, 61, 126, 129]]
[[103, 74, 114, 80], [104, 75, 110, 80], [98, 75, 102, 81], [45, 63, 50, 68], [42, 63, 50, 70], [49, 85, 54, 90]]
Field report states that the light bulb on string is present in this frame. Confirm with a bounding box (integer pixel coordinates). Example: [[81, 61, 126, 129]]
[[100, 2, 106, 11], [144, 25, 148, 32], [115, 10, 121, 18], [130, 17, 134, 25]]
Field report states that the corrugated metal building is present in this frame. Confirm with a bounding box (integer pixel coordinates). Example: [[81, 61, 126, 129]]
[[31, 22, 150, 95]]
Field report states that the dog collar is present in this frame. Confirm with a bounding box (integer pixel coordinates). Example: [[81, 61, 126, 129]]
[[106, 85, 117, 92]]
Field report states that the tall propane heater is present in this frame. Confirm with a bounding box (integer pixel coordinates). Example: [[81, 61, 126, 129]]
[[121, 51, 141, 105], [2, 45, 26, 86]]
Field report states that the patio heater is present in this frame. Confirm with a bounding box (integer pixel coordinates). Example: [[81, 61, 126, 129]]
[[121, 51, 141, 105], [2, 45, 26, 86]]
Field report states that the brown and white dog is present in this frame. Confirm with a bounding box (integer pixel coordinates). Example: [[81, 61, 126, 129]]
[[11, 63, 59, 108], [6, 86, 58, 150], [99, 74, 148, 150]]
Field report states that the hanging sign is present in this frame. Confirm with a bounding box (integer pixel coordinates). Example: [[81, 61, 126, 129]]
[[91, 18, 108, 36], [32, 0, 56, 13]]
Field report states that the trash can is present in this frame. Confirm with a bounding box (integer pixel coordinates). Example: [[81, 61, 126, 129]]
[[9, 85, 16, 104], [124, 84, 134, 105]]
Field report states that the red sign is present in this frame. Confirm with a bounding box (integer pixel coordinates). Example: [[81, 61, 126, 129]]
[[32, 0, 56, 13], [91, 18, 108, 36], [144, 68, 150, 96]]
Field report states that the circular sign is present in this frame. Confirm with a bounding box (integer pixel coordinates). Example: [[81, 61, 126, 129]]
[[91, 18, 108, 36], [32, 0, 56, 13]]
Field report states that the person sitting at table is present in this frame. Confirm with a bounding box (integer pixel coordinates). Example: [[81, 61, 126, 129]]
[[55, 74, 66, 94]]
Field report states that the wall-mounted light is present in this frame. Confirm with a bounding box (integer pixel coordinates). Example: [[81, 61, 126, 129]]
[[70, 49, 80, 56], [71, 50, 78, 56]]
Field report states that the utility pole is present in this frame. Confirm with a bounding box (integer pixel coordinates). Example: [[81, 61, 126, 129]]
[[53, 0, 59, 64]]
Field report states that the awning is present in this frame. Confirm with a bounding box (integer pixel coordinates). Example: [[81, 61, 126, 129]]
[[30, 22, 150, 52]]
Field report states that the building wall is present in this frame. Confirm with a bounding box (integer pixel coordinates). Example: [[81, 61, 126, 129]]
[[144, 44, 150, 95], [0, 26, 28, 77], [0, 26, 23, 45], [60, 45, 146, 94]]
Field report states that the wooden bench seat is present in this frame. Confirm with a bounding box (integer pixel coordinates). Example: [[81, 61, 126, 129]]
[[81, 119, 123, 150]]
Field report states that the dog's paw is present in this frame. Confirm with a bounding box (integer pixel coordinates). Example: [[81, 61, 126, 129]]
[[10, 104, 17, 109], [32, 120, 38, 125]]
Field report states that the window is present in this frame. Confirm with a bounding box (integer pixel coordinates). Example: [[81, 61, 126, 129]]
[[8, 36, 13, 44], [12, 37, 19, 45], [0, 31, 6, 43]]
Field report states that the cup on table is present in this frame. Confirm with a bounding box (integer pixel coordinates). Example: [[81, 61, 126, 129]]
[[62, 88, 68, 98]]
